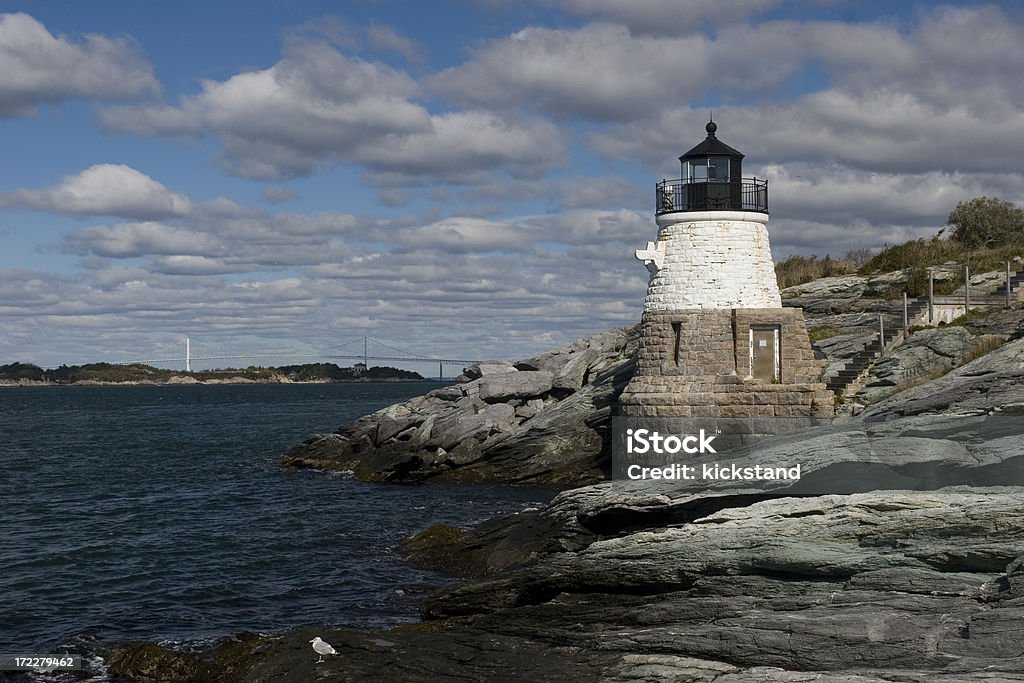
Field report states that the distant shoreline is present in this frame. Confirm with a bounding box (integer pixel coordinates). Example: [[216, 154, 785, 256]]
[[0, 377, 441, 388], [0, 361, 436, 386]]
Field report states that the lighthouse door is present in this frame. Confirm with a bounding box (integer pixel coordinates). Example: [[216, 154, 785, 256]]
[[750, 327, 780, 382]]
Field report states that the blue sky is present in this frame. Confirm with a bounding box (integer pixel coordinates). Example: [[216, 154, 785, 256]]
[[1, 1, 1022, 369]]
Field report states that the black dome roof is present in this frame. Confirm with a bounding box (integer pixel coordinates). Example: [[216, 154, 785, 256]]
[[679, 121, 744, 161]]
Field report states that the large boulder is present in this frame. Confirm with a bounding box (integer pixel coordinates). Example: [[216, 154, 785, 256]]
[[863, 336, 1024, 418], [781, 273, 907, 314], [856, 327, 1001, 403], [477, 371, 554, 402]]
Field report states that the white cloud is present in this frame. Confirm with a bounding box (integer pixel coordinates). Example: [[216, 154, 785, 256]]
[[101, 39, 564, 183], [366, 24, 426, 64], [559, 177, 643, 209], [0, 164, 192, 219], [101, 39, 429, 179], [432, 6, 1024, 128], [357, 110, 566, 184], [65, 207, 367, 270], [260, 186, 299, 204], [392, 216, 539, 253], [430, 24, 712, 121], [0, 12, 158, 117], [552, 0, 778, 35], [592, 89, 1024, 176], [525, 208, 649, 245], [67, 222, 220, 258]]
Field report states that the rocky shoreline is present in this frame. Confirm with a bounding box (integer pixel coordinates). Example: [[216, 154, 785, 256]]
[[110, 275, 1024, 681], [110, 483, 1024, 681], [283, 327, 637, 485]]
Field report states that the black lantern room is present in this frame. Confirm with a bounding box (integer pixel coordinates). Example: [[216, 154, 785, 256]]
[[656, 120, 767, 215]]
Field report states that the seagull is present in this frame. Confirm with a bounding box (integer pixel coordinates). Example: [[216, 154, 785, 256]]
[[310, 636, 338, 663]]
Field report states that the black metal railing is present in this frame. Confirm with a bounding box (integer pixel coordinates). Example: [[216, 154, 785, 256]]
[[655, 177, 768, 215]]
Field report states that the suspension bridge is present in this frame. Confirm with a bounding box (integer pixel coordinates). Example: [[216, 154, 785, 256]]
[[112, 336, 482, 379]]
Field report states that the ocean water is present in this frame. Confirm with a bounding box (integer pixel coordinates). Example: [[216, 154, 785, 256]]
[[0, 383, 555, 675]]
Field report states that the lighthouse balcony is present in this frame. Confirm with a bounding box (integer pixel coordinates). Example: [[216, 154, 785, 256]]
[[656, 177, 768, 215]]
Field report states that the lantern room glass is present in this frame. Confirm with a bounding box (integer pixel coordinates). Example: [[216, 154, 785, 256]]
[[685, 157, 732, 182], [709, 157, 729, 181]]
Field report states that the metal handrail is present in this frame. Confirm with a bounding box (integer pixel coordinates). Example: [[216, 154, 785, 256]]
[[656, 177, 768, 215]]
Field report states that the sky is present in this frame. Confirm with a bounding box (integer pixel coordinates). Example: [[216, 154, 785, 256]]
[[1, 0, 1022, 370]]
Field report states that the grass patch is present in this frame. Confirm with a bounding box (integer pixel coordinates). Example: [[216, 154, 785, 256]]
[[775, 252, 865, 289], [959, 336, 1005, 365], [808, 325, 841, 342], [946, 308, 997, 328], [890, 366, 951, 395], [878, 334, 1004, 401], [858, 238, 1024, 297]]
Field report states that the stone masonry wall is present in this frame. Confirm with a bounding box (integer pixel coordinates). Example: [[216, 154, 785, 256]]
[[641, 212, 782, 311], [620, 308, 833, 418]]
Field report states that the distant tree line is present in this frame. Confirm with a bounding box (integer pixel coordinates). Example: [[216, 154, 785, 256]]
[[275, 363, 422, 381], [0, 362, 423, 384]]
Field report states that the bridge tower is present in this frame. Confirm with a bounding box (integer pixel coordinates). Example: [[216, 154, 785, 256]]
[[619, 120, 833, 420]]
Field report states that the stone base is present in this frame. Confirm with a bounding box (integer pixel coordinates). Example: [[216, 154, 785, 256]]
[[620, 307, 834, 419], [619, 379, 835, 418]]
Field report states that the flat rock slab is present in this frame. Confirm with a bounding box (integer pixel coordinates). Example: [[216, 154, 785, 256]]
[[478, 370, 554, 402]]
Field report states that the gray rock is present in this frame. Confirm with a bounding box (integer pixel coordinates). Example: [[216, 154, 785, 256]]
[[515, 328, 629, 392], [282, 326, 637, 484], [856, 327, 984, 403], [863, 336, 1024, 418], [116, 487, 1024, 681], [478, 370, 554, 402], [475, 362, 518, 377], [782, 275, 869, 314], [782, 273, 907, 314], [418, 488, 1024, 678], [429, 403, 516, 450], [425, 384, 464, 401]]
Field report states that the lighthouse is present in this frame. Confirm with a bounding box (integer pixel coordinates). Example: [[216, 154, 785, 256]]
[[619, 120, 833, 421]]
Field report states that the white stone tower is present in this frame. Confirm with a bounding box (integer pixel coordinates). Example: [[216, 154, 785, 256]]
[[639, 120, 780, 311], [620, 120, 832, 420]]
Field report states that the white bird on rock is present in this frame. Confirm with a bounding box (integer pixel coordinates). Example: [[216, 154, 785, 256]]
[[310, 636, 338, 663]]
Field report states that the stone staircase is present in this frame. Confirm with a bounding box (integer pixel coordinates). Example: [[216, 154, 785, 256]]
[[993, 266, 1024, 299], [825, 297, 929, 397]]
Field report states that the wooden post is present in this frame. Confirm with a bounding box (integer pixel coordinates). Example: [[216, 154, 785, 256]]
[[903, 292, 909, 333], [928, 270, 934, 323], [1008, 261, 1013, 308], [879, 314, 885, 352], [964, 264, 970, 313]]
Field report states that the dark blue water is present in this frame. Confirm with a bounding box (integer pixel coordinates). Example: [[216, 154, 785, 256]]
[[0, 384, 555, 660]]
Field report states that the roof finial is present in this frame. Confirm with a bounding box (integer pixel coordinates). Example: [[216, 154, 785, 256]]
[[706, 111, 717, 136]]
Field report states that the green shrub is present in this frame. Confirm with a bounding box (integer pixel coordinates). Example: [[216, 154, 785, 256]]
[[948, 196, 1024, 248], [808, 325, 840, 342]]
